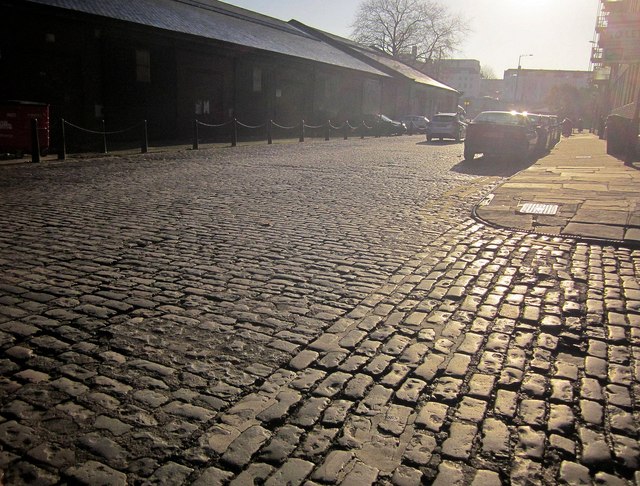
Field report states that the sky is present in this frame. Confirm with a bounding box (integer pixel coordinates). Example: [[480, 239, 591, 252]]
[[221, 0, 600, 77]]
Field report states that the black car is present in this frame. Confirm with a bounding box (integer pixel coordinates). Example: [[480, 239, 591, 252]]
[[363, 114, 407, 136], [527, 113, 552, 154], [464, 111, 538, 161]]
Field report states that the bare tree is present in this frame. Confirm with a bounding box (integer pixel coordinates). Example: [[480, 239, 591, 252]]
[[480, 65, 497, 79], [351, 0, 469, 61]]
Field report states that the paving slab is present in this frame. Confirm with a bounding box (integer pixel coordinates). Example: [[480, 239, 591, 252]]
[[475, 133, 640, 246]]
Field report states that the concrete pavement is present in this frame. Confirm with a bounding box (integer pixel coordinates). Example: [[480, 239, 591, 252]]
[[475, 133, 640, 246]]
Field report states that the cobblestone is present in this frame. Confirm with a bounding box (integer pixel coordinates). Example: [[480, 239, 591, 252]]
[[442, 422, 477, 460], [415, 401, 449, 432], [0, 138, 638, 484], [311, 450, 354, 483], [222, 425, 272, 468]]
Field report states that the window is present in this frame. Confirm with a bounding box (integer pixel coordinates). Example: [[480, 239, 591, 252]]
[[473, 112, 526, 126], [136, 49, 150, 83], [363, 79, 381, 115], [433, 114, 456, 122], [252, 67, 262, 92], [194, 100, 210, 115]]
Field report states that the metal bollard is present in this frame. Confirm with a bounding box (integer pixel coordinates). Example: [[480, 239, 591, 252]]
[[299, 120, 305, 142], [325, 121, 330, 141], [58, 118, 66, 160], [193, 120, 199, 150], [267, 120, 273, 144], [141, 120, 148, 153], [626, 118, 640, 164], [231, 118, 238, 147], [31, 118, 41, 163], [360, 122, 365, 139], [102, 119, 107, 153], [343, 123, 348, 140]]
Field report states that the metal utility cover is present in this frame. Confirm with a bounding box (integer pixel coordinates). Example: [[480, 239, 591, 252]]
[[519, 203, 559, 215]]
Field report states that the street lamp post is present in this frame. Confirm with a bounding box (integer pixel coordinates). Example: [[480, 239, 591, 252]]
[[514, 54, 533, 105]]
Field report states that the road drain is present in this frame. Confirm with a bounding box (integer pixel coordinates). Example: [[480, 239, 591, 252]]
[[518, 202, 559, 215]]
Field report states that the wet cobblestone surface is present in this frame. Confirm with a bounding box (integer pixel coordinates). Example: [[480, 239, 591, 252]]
[[0, 137, 638, 484]]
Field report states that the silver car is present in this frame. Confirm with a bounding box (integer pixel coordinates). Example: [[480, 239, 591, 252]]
[[426, 113, 467, 142], [400, 115, 429, 133]]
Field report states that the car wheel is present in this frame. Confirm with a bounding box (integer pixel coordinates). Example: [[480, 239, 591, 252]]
[[464, 148, 475, 161]]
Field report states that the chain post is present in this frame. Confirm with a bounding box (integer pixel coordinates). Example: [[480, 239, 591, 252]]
[[231, 118, 238, 147], [31, 118, 41, 163], [141, 120, 148, 153], [58, 118, 66, 160], [193, 120, 199, 150], [102, 119, 108, 153]]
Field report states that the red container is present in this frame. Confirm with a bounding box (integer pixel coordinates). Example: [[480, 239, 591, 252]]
[[0, 100, 50, 156]]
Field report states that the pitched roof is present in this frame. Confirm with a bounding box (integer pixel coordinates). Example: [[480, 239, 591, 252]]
[[289, 21, 459, 94], [22, 0, 389, 77], [354, 48, 459, 93]]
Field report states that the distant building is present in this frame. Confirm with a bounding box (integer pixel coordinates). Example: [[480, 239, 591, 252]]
[[432, 60, 481, 99], [503, 69, 591, 111], [591, 0, 640, 120], [421, 59, 483, 115], [415, 60, 592, 118], [479, 79, 505, 100]]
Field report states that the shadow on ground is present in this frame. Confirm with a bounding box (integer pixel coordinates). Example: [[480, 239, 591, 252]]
[[416, 140, 461, 147], [450, 153, 540, 177]]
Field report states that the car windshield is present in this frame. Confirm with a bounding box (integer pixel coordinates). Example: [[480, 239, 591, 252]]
[[528, 115, 542, 123], [473, 112, 527, 126], [433, 115, 455, 122]]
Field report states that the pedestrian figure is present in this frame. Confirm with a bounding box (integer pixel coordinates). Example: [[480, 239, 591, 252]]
[[598, 116, 606, 139], [577, 118, 583, 133], [562, 118, 573, 137]]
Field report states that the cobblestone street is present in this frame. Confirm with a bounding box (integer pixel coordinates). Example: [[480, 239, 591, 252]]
[[0, 137, 638, 485]]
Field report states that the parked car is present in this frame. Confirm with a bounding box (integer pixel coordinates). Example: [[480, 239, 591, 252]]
[[547, 115, 561, 148], [400, 115, 429, 133], [527, 113, 550, 154], [464, 111, 539, 161], [426, 113, 467, 142], [363, 114, 407, 135]]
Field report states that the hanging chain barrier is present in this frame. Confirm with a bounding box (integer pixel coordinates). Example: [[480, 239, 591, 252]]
[[58, 119, 148, 160], [48, 114, 403, 159]]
